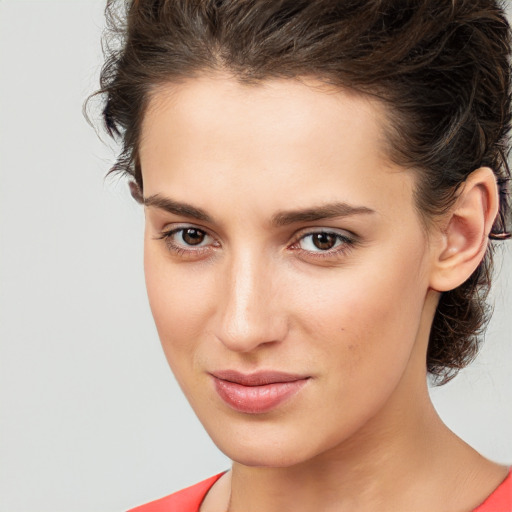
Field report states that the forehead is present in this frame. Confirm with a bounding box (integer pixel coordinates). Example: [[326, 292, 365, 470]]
[[139, 74, 414, 218], [140, 74, 390, 163]]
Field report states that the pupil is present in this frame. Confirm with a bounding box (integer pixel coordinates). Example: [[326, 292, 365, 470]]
[[313, 233, 336, 250], [182, 229, 205, 245]]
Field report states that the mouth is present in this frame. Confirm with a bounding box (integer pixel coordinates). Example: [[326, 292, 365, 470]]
[[210, 370, 311, 414]]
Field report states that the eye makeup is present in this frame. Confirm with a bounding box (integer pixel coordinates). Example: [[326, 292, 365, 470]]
[[156, 224, 358, 263]]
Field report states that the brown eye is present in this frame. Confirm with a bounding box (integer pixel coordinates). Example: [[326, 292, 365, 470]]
[[181, 228, 206, 246], [295, 230, 354, 256], [158, 226, 218, 257], [311, 233, 337, 250]]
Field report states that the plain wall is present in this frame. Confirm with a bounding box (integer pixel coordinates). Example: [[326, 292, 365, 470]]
[[0, 1, 510, 511]]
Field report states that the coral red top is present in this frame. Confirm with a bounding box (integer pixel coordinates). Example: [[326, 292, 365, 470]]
[[473, 469, 512, 512], [127, 473, 225, 512], [128, 469, 512, 512]]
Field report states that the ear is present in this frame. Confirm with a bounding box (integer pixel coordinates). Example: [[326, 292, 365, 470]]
[[429, 167, 499, 292], [129, 181, 144, 204]]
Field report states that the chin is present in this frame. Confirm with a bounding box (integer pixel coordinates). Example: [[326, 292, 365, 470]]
[[208, 426, 324, 469], [226, 446, 309, 468]]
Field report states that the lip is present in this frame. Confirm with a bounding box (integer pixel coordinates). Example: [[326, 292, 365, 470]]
[[210, 370, 310, 414]]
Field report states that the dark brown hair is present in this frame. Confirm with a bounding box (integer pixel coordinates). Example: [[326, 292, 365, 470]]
[[92, 0, 512, 384]]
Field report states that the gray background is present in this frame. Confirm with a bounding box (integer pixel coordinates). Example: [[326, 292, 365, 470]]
[[0, 1, 510, 511]]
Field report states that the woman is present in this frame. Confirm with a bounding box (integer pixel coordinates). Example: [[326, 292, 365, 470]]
[[94, 0, 512, 510]]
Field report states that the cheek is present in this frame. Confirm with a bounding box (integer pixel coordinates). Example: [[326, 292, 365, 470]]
[[292, 244, 429, 380], [143, 243, 215, 373]]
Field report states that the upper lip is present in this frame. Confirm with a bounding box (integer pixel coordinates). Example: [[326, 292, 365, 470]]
[[210, 370, 310, 386]]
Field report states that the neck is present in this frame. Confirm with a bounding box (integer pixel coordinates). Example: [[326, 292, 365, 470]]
[[229, 378, 440, 511]]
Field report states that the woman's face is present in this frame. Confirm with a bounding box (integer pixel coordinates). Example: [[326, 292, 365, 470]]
[[140, 75, 438, 467]]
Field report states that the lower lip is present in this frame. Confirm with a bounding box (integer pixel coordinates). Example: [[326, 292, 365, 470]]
[[212, 377, 309, 414]]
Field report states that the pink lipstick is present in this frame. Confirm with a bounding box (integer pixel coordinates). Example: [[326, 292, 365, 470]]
[[211, 370, 310, 414]]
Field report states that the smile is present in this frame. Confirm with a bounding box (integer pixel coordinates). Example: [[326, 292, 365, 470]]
[[210, 370, 310, 414]]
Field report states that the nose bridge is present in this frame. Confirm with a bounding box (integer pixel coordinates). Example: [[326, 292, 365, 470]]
[[216, 245, 285, 352]]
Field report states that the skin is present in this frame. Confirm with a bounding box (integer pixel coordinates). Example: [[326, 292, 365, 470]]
[[139, 74, 506, 512]]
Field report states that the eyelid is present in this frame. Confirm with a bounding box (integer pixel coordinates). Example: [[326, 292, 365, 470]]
[[155, 223, 216, 241], [291, 226, 357, 244], [160, 225, 212, 240]]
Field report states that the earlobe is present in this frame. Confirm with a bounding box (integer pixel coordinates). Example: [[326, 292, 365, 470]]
[[429, 167, 499, 292]]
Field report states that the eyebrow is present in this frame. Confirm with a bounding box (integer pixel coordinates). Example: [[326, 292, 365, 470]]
[[270, 203, 375, 227], [144, 194, 375, 226], [144, 194, 213, 223]]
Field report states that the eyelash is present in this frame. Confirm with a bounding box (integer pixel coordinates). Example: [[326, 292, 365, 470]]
[[156, 226, 357, 260]]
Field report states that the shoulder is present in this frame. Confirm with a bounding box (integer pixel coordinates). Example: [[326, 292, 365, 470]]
[[127, 473, 226, 512], [473, 468, 512, 512]]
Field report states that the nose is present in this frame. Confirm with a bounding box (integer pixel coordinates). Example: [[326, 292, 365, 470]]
[[214, 249, 288, 353]]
